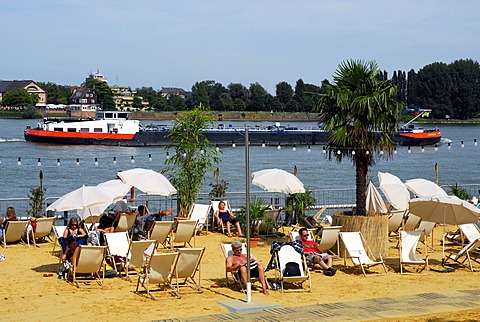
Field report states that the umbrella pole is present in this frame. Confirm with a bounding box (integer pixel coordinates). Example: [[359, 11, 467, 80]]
[[245, 127, 252, 303], [442, 204, 446, 266]]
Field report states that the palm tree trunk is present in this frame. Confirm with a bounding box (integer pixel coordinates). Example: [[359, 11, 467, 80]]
[[355, 155, 369, 216]]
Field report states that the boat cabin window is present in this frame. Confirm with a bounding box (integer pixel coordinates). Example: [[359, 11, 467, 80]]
[[54, 128, 63, 132], [94, 128, 103, 133], [80, 128, 89, 132], [67, 128, 76, 132], [104, 112, 114, 119]]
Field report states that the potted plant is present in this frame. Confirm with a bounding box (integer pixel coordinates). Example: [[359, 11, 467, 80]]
[[284, 189, 316, 225], [235, 197, 273, 242], [208, 179, 229, 200]]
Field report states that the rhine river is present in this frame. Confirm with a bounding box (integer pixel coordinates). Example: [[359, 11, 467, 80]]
[[1, 118, 479, 213]]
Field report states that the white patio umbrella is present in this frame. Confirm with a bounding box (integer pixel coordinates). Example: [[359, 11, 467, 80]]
[[378, 172, 410, 211], [366, 181, 387, 214], [47, 185, 119, 213], [117, 168, 177, 196], [252, 168, 305, 194], [77, 179, 132, 218], [409, 195, 480, 264], [405, 178, 448, 197]]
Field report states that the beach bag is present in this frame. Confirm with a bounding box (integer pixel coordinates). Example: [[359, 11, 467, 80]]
[[284, 261, 301, 277]]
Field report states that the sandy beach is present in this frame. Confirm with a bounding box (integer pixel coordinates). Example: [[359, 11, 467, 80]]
[[1, 224, 479, 322]]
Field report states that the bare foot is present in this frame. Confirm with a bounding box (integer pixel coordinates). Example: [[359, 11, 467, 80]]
[[263, 289, 270, 296]]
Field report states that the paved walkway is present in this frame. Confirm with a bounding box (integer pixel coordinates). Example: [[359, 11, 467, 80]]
[[155, 289, 480, 322]]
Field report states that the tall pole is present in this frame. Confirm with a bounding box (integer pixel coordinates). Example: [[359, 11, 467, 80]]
[[245, 127, 251, 303]]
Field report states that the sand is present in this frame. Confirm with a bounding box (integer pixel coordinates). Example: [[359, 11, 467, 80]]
[[1, 224, 479, 321]]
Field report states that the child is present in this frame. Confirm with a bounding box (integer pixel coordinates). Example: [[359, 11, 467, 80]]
[[59, 235, 79, 279]]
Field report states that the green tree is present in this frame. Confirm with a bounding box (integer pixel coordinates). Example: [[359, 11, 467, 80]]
[[84, 79, 115, 110], [247, 82, 269, 111], [39, 82, 73, 105], [1, 88, 38, 107], [163, 104, 219, 217], [27, 186, 46, 218], [191, 81, 211, 107], [132, 96, 143, 109], [276, 81, 294, 105], [313, 59, 401, 216]]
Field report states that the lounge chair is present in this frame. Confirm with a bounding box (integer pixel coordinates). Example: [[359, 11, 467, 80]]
[[170, 220, 198, 249], [114, 212, 137, 237], [317, 226, 342, 257], [265, 208, 284, 234], [211, 200, 233, 234], [458, 223, 480, 246], [52, 225, 67, 254], [274, 244, 311, 292], [104, 231, 130, 273], [289, 229, 315, 242], [399, 230, 429, 274], [303, 206, 327, 229], [173, 248, 205, 295], [188, 203, 212, 234], [417, 221, 436, 251], [220, 242, 260, 290], [135, 252, 180, 300], [444, 238, 480, 271], [403, 213, 422, 231], [28, 217, 55, 247], [148, 221, 174, 249], [69, 245, 107, 288], [340, 231, 388, 276], [1, 221, 28, 250], [388, 210, 406, 237], [124, 239, 157, 282]]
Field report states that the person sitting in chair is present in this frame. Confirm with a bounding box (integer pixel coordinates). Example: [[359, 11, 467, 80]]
[[135, 205, 173, 235], [226, 240, 269, 295], [215, 201, 243, 237], [299, 227, 336, 276]]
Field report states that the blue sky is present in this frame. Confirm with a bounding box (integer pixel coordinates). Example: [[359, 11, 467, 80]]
[[1, 0, 478, 94]]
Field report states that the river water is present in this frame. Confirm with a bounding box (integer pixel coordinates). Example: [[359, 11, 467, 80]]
[[1, 118, 479, 213]]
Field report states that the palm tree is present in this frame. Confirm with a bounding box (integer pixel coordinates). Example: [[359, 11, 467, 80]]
[[314, 59, 401, 215]]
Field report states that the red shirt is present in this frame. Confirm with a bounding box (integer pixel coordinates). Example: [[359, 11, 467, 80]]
[[302, 239, 320, 254]]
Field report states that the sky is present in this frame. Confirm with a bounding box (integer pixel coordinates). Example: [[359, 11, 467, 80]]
[[1, 0, 479, 94]]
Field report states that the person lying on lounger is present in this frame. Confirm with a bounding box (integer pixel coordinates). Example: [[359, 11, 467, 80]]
[[299, 227, 336, 276]]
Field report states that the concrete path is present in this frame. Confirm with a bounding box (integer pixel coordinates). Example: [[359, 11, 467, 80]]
[[154, 289, 480, 321]]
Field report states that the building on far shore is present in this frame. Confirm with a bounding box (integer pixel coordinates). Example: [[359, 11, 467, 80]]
[[160, 87, 191, 99], [0, 80, 47, 107], [68, 87, 99, 115]]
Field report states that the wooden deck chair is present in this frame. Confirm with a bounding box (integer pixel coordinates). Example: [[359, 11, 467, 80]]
[[52, 225, 67, 254], [458, 223, 480, 246], [444, 238, 480, 271], [28, 217, 55, 247], [220, 242, 260, 289], [104, 231, 130, 273], [70, 245, 107, 288], [289, 229, 314, 242], [340, 231, 388, 276], [173, 248, 205, 295], [388, 210, 406, 237], [303, 206, 327, 228], [265, 209, 284, 234], [114, 212, 137, 238], [274, 244, 311, 292], [188, 203, 212, 234], [417, 221, 436, 251], [171, 220, 198, 249], [125, 239, 157, 282], [399, 230, 429, 274], [317, 226, 342, 257], [148, 221, 174, 249], [403, 213, 422, 231], [1, 221, 28, 250], [135, 252, 180, 300]]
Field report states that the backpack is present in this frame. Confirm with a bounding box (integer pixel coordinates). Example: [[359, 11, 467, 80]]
[[284, 261, 301, 277]]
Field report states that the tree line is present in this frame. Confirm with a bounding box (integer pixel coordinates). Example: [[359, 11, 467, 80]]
[[3, 58, 479, 119]]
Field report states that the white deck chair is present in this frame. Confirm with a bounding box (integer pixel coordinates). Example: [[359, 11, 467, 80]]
[[104, 231, 130, 273], [173, 248, 205, 295], [275, 244, 311, 292], [148, 221, 174, 249], [1, 221, 28, 250], [220, 242, 260, 289], [125, 239, 157, 282], [340, 231, 388, 276], [28, 217, 55, 247], [171, 220, 198, 249], [188, 203, 212, 234], [458, 223, 480, 246], [70, 245, 107, 288], [211, 200, 233, 234], [52, 225, 67, 254], [417, 221, 436, 251], [289, 230, 314, 242], [114, 212, 137, 238], [403, 213, 422, 231], [388, 210, 406, 236], [135, 252, 180, 300], [445, 238, 480, 271], [317, 226, 342, 257], [399, 230, 429, 274]]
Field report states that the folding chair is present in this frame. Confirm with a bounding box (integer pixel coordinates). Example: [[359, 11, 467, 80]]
[[135, 252, 180, 300], [1, 221, 28, 250], [458, 223, 480, 246], [104, 231, 130, 273], [274, 244, 311, 292], [188, 203, 212, 234], [114, 212, 137, 238], [171, 220, 198, 249], [173, 248, 205, 295], [399, 230, 429, 274], [211, 200, 232, 234], [417, 221, 436, 251], [444, 238, 480, 271], [317, 226, 342, 257], [124, 239, 157, 282], [220, 242, 260, 290], [148, 221, 174, 249], [403, 213, 422, 231], [340, 231, 388, 276], [52, 226, 67, 254], [28, 217, 55, 247], [69, 245, 107, 288]]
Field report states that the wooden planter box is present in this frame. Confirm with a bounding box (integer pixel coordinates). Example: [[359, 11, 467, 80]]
[[332, 212, 389, 258]]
